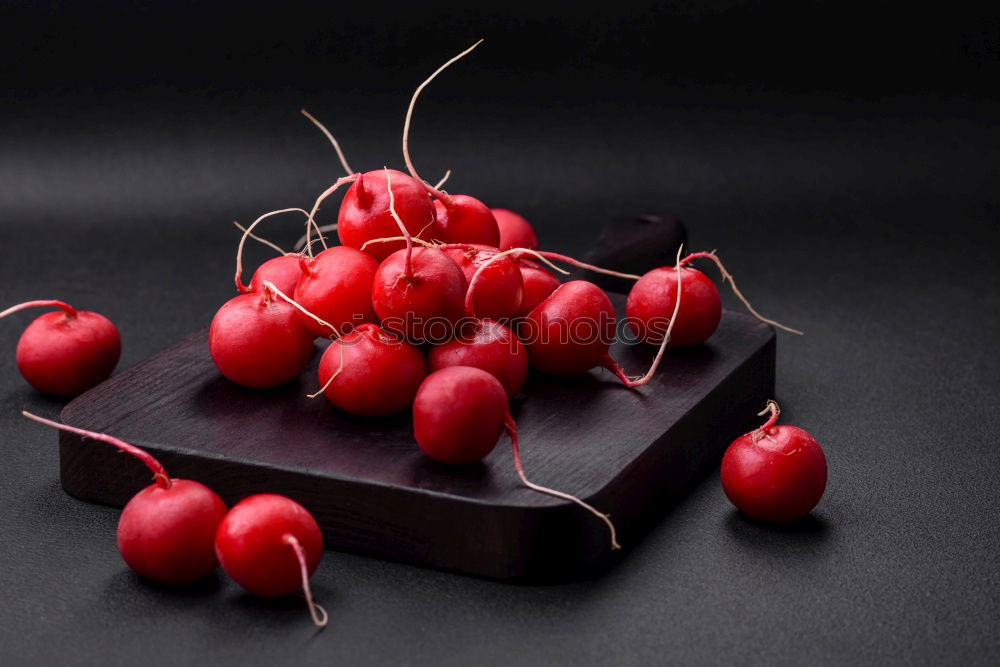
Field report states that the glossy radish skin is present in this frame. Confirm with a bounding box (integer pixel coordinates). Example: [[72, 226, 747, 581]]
[[413, 366, 508, 464], [209, 293, 315, 388], [433, 196, 500, 247], [443, 244, 523, 320], [22, 412, 228, 584], [428, 320, 528, 398], [626, 266, 722, 347], [338, 169, 438, 261], [119, 480, 229, 583], [721, 403, 827, 522], [317, 323, 427, 417], [215, 494, 323, 598], [294, 246, 378, 337], [247, 255, 304, 296], [514, 260, 561, 319], [491, 208, 538, 251], [372, 246, 467, 343], [1, 301, 121, 397], [520, 281, 617, 376]]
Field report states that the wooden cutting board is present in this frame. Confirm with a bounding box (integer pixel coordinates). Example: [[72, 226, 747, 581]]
[[58, 216, 776, 582]]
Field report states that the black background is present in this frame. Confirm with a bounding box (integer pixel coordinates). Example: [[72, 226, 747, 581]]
[[2, 1, 998, 664]]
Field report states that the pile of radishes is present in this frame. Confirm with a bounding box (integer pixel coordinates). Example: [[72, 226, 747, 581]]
[[2, 41, 828, 628]]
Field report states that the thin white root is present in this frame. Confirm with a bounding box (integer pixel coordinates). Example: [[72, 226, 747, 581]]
[[262, 280, 341, 338], [235, 208, 310, 293], [282, 534, 328, 629], [233, 221, 287, 256], [360, 235, 435, 251], [432, 169, 452, 190], [307, 343, 346, 399], [303, 175, 358, 255], [626, 245, 685, 386], [301, 108, 354, 177], [686, 253, 803, 335], [293, 223, 338, 252], [402, 40, 483, 202]]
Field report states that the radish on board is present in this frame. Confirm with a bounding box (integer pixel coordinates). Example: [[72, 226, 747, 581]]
[[315, 323, 428, 417], [626, 251, 802, 347], [23, 411, 227, 584], [412, 366, 620, 549], [294, 245, 379, 337], [371, 170, 467, 343], [428, 319, 528, 398], [442, 244, 524, 320], [1, 299, 120, 396], [514, 260, 561, 319], [215, 494, 328, 628], [491, 208, 539, 251]]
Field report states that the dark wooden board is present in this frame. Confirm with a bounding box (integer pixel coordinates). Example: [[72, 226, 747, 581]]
[[59, 300, 774, 583]]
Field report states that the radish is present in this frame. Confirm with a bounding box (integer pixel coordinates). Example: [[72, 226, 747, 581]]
[[209, 287, 316, 389], [23, 411, 227, 583], [626, 251, 802, 347], [491, 208, 539, 251], [721, 401, 827, 522], [1, 300, 120, 396], [215, 494, 327, 628], [515, 260, 561, 319], [442, 244, 524, 320], [315, 323, 427, 417], [412, 366, 619, 549], [371, 170, 467, 343], [428, 319, 528, 398], [338, 169, 439, 261], [399, 40, 500, 247], [294, 246, 379, 337]]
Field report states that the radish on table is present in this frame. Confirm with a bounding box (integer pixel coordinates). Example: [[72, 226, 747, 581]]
[[23, 411, 228, 584], [412, 366, 619, 549], [215, 494, 328, 628], [721, 401, 827, 522], [1, 300, 121, 396]]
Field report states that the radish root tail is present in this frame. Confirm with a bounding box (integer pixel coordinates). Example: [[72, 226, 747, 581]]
[[233, 221, 288, 256], [262, 281, 341, 339], [402, 40, 483, 205], [22, 411, 172, 489], [301, 108, 354, 177], [505, 414, 621, 551], [751, 400, 781, 443], [680, 252, 803, 335], [0, 300, 77, 320], [303, 175, 359, 257], [307, 343, 346, 399], [235, 208, 310, 293], [384, 167, 414, 282], [282, 534, 328, 629]]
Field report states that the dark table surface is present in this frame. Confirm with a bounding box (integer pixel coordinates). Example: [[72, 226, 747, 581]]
[[2, 3, 998, 665]]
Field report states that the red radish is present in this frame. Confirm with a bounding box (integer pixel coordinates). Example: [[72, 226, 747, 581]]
[[371, 170, 467, 343], [627, 251, 802, 347], [491, 208, 539, 251], [515, 260, 561, 318], [721, 401, 827, 522], [442, 244, 523, 320], [234, 208, 310, 295], [294, 246, 379, 337], [23, 411, 227, 584], [399, 40, 500, 247], [412, 366, 619, 548], [1, 300, 120, 396], [315, 323, 427, 417], [431, 197, 501, 247], [209, 288, 315, 389], [215, 494, 327, 628], [338, 169, 438, 261], [428, 319, 528, 398]]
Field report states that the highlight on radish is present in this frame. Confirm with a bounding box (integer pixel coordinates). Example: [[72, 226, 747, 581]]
[[1, 300, 121, 396], [215, 494, 328, 628], [23, 411, 228, 584], [720, 401, 827, 522], [412, 366, 619, 549], [626, 251, 802, 347]]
